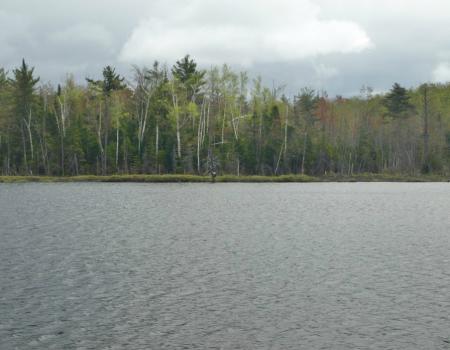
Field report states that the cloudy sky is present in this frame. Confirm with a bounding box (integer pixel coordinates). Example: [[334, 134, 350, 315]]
[[1, 0, 450, 96]]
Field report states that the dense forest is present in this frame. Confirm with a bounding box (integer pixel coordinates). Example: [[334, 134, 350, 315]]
[[1, 56, 449, 176]]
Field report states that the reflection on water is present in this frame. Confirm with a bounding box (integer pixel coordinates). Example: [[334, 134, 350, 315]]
[[1, 183, 450, 349]]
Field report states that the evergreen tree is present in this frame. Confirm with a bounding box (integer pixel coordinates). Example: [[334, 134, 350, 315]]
[[86, 66, 126, 174], [10, 60, 40, 120], [9, 59, 40, 173], [172, 55, 205, 100], [86, 65, 126, 95], [1, 58, 450, 177], [384, 83, 414, 118]]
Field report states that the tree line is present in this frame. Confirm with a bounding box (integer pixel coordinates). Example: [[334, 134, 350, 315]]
[[0, 57, 449, 176]]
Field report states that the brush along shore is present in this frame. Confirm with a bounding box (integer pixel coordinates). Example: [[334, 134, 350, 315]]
[[0, 173, 449, 183]]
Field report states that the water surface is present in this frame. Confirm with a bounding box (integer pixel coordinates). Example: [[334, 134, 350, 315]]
[[1, 183, 450, 349]]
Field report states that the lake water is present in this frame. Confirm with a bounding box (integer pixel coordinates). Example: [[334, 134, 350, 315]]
[[1, 183, 450, 349]]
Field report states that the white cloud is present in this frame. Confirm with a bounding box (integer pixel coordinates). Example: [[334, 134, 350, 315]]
[[4, 0, 450, 94], [432, 62, 450, 83], [119, 0, 373, 65]]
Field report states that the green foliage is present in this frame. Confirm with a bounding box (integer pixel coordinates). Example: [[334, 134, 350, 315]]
[[172, 55, 205, 84], [86, 65, 126, 96], [1, 59, 450, 177], [0, 68, 7, 86], [172, 55, 205, 100], [9, 59, 40, 116], [296, 87, 318, 126], [383, 83, 414, 118]]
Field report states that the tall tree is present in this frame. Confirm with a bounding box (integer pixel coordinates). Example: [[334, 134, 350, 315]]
[[172, 54, 205, 101], [9, 59, 40, 173], [421, 83, 431, 173], [170, 55, 206, 168], [384, 83, 414, 119], [86, 66, 126, 174], [295, 87, 318, 174], [2, 58, 450, 177], [0, 68, 12, 174]]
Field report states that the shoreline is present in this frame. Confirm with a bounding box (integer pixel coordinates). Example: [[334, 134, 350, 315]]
[[0, 174, 449, 183]]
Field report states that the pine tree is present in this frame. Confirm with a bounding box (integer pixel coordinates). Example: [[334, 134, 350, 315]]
[[172, 55, 205, 101], [9, 59, 40, 173], [384, 83, 413, 118], [86, 66, 126, 174]]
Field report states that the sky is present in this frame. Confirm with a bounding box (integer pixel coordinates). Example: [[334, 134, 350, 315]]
[[1, 0, 450, 96]]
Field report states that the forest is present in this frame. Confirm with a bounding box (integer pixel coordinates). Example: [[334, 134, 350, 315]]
[[0, 56, 449, 177]]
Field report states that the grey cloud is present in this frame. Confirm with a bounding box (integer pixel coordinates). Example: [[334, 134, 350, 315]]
[[1, 0, 449, 95]]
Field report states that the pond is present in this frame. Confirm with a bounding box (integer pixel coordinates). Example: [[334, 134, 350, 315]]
[[1, 183, 449, 349]]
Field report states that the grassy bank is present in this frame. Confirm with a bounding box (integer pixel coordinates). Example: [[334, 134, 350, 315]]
[[0, 173, 449, 183]]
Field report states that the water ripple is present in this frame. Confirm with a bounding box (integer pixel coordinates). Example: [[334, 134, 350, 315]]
[[0, 183, 450, 349]]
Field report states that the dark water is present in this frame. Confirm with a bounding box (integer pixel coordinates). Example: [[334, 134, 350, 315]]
[[1, 183, 450, 349]]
